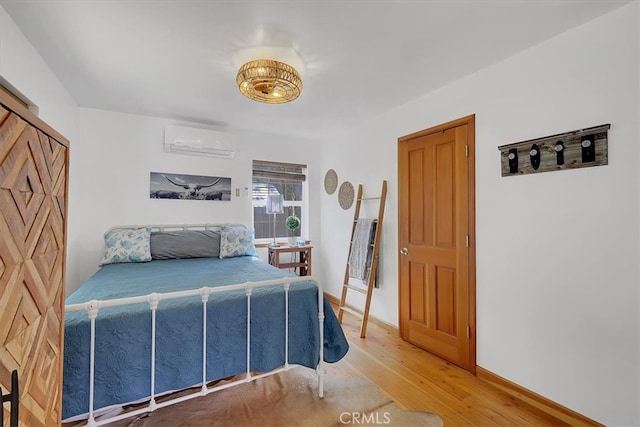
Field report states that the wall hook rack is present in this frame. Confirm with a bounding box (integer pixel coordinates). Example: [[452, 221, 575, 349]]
[[498, 124, 610, 177]]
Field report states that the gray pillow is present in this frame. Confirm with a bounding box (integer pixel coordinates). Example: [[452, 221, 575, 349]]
[[150, 230, 220, 260]]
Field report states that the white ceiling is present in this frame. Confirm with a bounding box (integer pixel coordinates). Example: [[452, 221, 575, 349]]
[[1, 0, 629, 140]]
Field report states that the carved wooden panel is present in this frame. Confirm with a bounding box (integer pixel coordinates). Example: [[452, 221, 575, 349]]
[[0, 100, 68, 427]]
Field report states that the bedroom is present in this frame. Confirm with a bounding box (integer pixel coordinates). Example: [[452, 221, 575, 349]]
[[0, 1, 638, 426]]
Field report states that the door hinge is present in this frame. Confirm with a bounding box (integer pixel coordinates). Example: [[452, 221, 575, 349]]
[[465, 144, 469, 157], [465, 235, 469, 247], [467, 326, 471, 338]]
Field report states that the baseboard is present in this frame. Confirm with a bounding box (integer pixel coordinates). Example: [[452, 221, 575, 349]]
[[325, 292, 602, 425], [476, 367, 603, 426]]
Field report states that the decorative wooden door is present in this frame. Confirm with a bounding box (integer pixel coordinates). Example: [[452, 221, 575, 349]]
[[0, 91, 68, 426], [398, 115, 475, 372]]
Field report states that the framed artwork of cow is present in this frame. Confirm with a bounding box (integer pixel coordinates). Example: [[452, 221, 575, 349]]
[[150, 172, 232, 201]]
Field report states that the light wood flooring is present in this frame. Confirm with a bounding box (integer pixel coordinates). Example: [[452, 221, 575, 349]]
[[335, 310, 600, 426]]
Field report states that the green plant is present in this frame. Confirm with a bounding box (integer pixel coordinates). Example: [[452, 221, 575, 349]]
[[285, 215, 301, 236]]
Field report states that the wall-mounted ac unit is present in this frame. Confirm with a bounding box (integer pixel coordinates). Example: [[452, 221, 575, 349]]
[[164, 125, 236, 159]]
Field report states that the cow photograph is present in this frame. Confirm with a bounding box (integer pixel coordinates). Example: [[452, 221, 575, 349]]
[[150, 172, 231, 201]]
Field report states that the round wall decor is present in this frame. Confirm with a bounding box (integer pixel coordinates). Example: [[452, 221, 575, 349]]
[[324, 169, 338, 194], [338, 181, 355, 210]]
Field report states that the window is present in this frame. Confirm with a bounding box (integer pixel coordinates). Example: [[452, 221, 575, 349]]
[[252, 160, 307, 241]]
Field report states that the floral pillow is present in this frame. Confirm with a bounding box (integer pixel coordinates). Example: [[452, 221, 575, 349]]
[[100, 227, 152, 266], [219, 224, 258, 259]]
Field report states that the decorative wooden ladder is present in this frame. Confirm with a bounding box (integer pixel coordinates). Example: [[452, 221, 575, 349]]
[[337, 180, 387, 338]]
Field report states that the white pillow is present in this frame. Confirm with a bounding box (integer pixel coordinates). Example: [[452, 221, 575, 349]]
[[100, 227, 152, 266], [219, 225, 257, 259]]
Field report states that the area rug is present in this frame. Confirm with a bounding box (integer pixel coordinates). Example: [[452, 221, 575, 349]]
[[83, 363, 443, 426]]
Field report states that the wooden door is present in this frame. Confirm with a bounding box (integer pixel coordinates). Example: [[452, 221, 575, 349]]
[[398, 115, 475, 372], [0, 91, 68, 426]]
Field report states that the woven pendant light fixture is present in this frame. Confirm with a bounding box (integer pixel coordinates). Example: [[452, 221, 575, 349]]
[[236, 59, 303, 104]]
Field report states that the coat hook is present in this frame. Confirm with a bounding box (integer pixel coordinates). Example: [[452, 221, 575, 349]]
[[555, 141, 565, 165], [581, 135, 596, 162], [529, 144, 540, 170], [507, 148, 518, 174]]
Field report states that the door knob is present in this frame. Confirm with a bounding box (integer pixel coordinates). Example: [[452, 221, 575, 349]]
[[400, 247, 409, 255]]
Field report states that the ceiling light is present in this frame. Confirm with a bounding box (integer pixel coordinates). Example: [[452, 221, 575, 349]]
[[236, 59, 302, 104]]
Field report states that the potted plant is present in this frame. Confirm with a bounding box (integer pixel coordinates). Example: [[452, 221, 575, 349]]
[[285, 214, 301, 246]]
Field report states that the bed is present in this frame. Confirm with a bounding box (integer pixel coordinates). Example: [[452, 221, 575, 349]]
[[62, 224, 349, 426]]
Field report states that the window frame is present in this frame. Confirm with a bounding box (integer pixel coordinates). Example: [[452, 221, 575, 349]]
[[252, 160, 307, 245]]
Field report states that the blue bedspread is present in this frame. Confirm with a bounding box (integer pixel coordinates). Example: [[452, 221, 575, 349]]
[[63, 256, 349, 420]]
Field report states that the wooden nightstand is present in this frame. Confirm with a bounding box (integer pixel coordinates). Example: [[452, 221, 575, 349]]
[[268, 245, 313, 276]]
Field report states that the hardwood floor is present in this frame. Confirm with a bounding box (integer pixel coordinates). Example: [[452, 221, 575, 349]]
[[334, 309, 601, 427]]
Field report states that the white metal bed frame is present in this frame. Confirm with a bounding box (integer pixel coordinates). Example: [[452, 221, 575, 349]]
[[64, 224, 325, 427]]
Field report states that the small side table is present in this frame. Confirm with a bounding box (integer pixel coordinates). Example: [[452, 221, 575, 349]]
[[268, 245, 313, 276]]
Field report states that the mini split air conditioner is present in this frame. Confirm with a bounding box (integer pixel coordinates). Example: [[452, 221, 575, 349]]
[[164, 125, 236, 159]]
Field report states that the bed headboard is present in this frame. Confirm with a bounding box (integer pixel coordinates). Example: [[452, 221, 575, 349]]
[[101, 223, 254, 263]]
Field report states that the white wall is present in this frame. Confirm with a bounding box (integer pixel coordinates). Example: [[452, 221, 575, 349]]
[[320, 3, 639, 425], [68, 107, 322, 293], [638, 4, 640, 421], [0, 7, 77, 137]]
